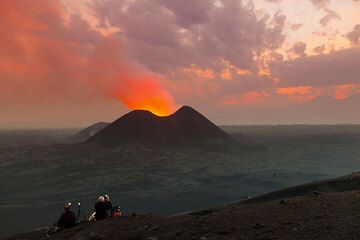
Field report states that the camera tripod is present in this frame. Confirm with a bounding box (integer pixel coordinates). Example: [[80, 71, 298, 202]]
[[76, 203, 87, 223]]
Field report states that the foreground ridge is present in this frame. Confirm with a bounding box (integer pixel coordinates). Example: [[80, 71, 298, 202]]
[[6, 172, 360, 240]]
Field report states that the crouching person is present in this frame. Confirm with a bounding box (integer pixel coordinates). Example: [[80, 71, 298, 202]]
[[56, 203, 76, 229], [111, 206, 122, 217]]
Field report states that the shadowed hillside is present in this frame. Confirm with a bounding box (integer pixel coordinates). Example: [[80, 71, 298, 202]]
[[72, 122, 110, 142], [6, 172, 360, 240]]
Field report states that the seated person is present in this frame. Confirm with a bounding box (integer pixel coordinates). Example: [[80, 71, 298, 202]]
[[111, 206, 122, 217], [104, 194, 113, 217], [95, 196, 107, 220], [56, 203, 76, 229]]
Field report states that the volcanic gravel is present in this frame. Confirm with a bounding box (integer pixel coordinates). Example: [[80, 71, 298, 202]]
[[6, 179, 360, 240]]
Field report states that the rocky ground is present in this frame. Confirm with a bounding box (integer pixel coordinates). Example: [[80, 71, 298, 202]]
[[6, 172, 360, 240]]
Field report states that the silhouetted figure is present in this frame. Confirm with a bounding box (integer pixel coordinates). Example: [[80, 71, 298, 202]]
[[56, 203, 76, 229], [95, 196, 107, 220], [104, 194, 113, 217]]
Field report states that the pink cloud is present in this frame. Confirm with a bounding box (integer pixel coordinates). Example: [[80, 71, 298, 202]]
[[335, 83, 360, 100], [277, 86, 317, 101], [223, 91, 270, 105]]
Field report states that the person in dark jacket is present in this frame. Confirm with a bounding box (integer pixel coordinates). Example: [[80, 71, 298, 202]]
[[56, 203, 76, 229], [104, 194, 113, 217], [95, 196, 107, 220]]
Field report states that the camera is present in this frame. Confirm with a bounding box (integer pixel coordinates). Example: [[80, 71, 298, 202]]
[[75, 202, 86, 223]]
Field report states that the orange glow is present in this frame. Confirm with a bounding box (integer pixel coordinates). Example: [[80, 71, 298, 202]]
[[0, 1, 177, 117], [277, 86, 316, 101], [335, 83, 360, 100], [184, 64, 215, 79], [236, 68, 252, 75], [223, 91, 270, 105], [114, 76, 176, 116], [88, 37, 176, 116], [220, 68, 232, 80]]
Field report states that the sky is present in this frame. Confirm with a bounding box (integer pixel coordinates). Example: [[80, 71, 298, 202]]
[[0, 0, 359, 128]]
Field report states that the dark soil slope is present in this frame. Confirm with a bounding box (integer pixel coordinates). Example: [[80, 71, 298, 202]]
[[243, 171, 360, 204], [84, 106, 235, 150], [6, 172, 360, 240], [72, 122, 110, 142]]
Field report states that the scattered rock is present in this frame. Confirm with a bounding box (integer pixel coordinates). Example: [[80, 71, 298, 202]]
[[313, 191, 320, 195], [279, 199, 287, 205], [85, 232, 102, 240], [175, 230, 185, 236], [199, 237, 207, 240], [325, 225, 334, 230], [147, 236, 158, 240], [150, 226, 159, 231], [216, 230, 231, 235], [253, 223, 265, 229]]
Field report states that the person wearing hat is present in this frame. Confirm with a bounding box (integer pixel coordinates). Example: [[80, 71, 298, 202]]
[[56, 203, 76, 229]]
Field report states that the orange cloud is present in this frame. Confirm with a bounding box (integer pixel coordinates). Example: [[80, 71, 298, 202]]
[[223, 91, 270, 105], [236, 68, 252, 75], [277, 86, 317, 101], [0, 0, 176, 116], [220, 68, 232, 81], [183, 64, 215, 79], [335, 83, 360, 100], [0, 0, 90, 100], [87, 37, 176, 116], [219, 59, 251, 81]]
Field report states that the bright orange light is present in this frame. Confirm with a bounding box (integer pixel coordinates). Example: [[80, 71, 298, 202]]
[[88, 36, 177, 117], [113, 75, 176, 116]]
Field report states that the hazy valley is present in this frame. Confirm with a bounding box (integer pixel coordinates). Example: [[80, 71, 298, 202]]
[[1, 125, 360, 237]]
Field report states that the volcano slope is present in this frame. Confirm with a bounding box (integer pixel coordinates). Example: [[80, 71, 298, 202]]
[[84, 106, 236, 150], [6, 172, 360, 240], [72, 122, 110, 143]]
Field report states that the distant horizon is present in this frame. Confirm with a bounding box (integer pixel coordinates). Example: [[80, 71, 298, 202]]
[[1, 120, 360, 130]]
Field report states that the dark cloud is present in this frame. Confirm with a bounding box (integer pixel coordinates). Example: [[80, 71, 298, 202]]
[[309, 0, 329, 9], [218, 94, 360, 124], [291, 23, 304, 31], [291, 42, 307, 57], [91, 0, 286, 73], [346, 24, 360, 45], [313, 45, 326, 54], [271, 48, 360, 87], [155, 0, 214, 27], [319, 8, 341, 27]]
